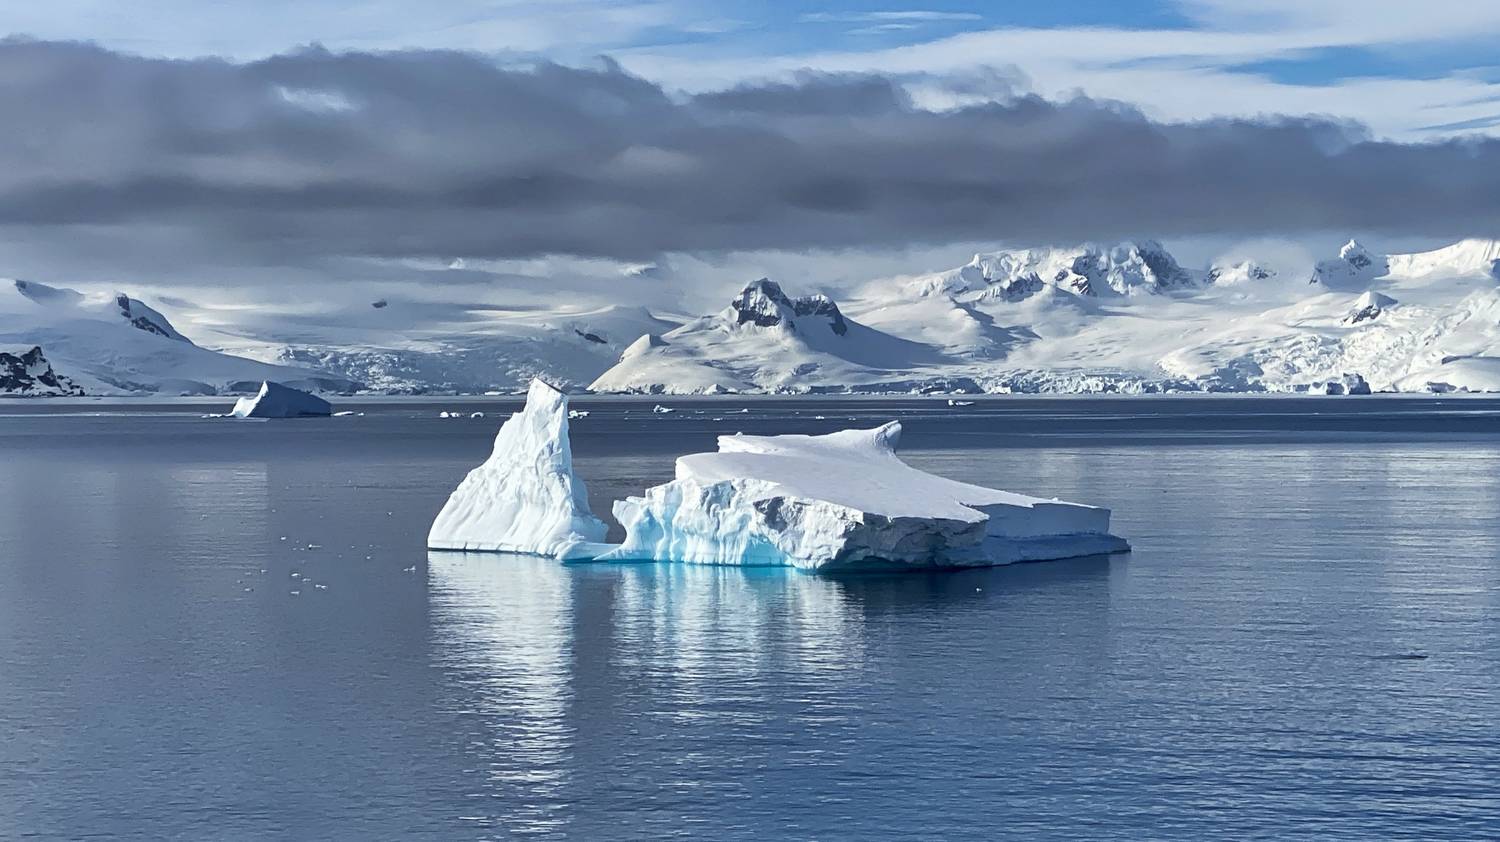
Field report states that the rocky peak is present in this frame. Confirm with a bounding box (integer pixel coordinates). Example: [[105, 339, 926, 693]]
[[1311, 239, 1389, 286], [1339, 240, 1375, 269], [114, 293, 191, 343], [1206, 261, 1275, 285], [1, 346, 84, 396], [1343, 291, 1397, 325], [729, 279, 848, 336], [953, 240, 1198, 301]]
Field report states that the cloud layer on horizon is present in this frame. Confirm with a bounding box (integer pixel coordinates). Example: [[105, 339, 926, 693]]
[[2, 38, 1499, 283]]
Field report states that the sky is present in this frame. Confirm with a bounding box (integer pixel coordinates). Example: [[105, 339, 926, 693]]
[[1, 0, 1499, 303]]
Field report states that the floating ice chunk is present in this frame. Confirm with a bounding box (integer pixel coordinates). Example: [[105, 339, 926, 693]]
[[568, 409, 590, 419], [1313, 373, 1372, 395], [427, 379, 608, 559], [229, 381, 332, 418], [603, 421, 1128, 571], [652, 404, 675, 414]]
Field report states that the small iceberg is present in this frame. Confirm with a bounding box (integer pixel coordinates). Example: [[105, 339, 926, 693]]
[[427, 379, 608, 559], [602, 422, 1128, 571], [1313, 373, 1372, 395], [230, 381, 332, 418]]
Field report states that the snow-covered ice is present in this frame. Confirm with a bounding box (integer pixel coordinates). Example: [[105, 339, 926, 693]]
[[2, 279, 356, 395], [427, 379, 608, 559], [229, 381, 332, 418], [602, 421, 1128, 571]]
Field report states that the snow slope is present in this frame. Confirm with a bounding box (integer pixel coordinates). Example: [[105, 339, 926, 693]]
[[427, 379, 608, 559], [0, 279, 357, 395], [14, 236, 1500, 395], [589, 279, 966, 394], [202, 299, 680, 395], [603, 421, 1128, 570], [592, 238, 1500, 394]]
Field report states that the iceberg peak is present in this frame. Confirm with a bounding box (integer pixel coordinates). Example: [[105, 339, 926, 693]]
[[230, 381, 331, 418], [427, 378, 607, 558]]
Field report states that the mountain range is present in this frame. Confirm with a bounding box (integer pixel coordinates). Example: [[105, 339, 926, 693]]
[[6, 238, 1500, 396]]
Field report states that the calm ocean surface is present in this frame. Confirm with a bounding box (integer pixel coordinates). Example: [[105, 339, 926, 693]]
[[2, 396, 1499, 840]]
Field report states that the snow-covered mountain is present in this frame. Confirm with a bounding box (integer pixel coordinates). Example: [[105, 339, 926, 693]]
[[592, 238, 1500, 394], [0, 346, 83, 396], [913, 240, 1201, 301], [215, 302, 681, 394], [11, 236, 1500, 396], [1, 279, 357, 395], [590, 279, 961, 393]]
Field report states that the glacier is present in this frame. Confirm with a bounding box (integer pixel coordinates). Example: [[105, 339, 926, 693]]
[[2, 279, 357, 395], [230, 381, 333, 418], [601, 422, 1128, 571], [18, 236, 1500, 396], [427, 379, 608, 559], [593, 237, 1500, 396]]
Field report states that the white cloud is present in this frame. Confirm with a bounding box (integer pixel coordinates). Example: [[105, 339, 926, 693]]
[[800, 11, 984, 24], [0, 0, 687, 59], [618, 1, 1500, 140]]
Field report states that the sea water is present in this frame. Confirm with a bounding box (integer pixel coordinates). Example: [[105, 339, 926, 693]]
[[2, 396, 1498, 839]]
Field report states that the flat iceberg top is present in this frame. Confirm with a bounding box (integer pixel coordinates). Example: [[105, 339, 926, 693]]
[[677, 421, 1091, 523]]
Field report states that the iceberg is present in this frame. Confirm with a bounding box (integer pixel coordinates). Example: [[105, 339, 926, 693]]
[[427, 379, 608, 559], [229, 381, 332, 418], [602, 422, 1128, 571]]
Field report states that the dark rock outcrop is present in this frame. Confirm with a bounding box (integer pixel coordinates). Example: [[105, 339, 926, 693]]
[[730, 279, 848, 336], [0, 347, 84, 396]]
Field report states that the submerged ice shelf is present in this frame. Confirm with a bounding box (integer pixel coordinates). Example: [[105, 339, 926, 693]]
[[427, 380, 1128, 571]]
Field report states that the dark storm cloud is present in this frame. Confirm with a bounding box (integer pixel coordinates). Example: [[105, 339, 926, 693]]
[[2, 37, 1499, 271]]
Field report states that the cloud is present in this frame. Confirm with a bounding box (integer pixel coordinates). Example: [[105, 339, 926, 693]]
[[1, 38, 1498, 286], [800, 11, 984, 24], [0, 0, 687, 59], [620, 1, 1500, 142]]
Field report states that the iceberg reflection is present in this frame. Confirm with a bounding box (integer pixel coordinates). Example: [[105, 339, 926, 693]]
[[427, 551, 576, 836], [425, 553, 867, 830]]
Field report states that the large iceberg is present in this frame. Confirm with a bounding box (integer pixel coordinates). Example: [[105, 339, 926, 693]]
[[427, 379, 608, 559], [229, 381, 332, 418], [602, 422, 1128, 571]]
